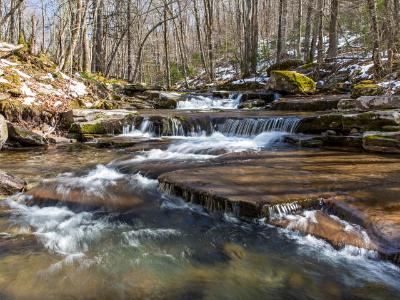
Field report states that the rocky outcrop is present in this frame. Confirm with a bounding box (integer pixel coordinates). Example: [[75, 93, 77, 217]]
[[7, 122, 48, 146], [298, 110, 400, 134], [66, 109, 136, 139], [0, 170, 26, 196], [268, 71, 316, 94], [339, 96, 400, 111], [0, 114, 7, 149], [270, 94, 346, 111], [363, 131, 400, 153]]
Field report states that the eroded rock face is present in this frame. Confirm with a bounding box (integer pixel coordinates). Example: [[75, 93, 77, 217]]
[[268, 71, 316, 95], [298, 110, 400, 134], [7, 122, 47, 147], [339, 96, 400, 111], [0, 170, 26, 196], [271, 95, 345, 111], [363, 131, 400, 153], [0, 114, 7, 150]]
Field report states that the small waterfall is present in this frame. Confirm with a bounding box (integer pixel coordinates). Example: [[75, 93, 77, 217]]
[[177, 93, 243, 110], [218, 117, 300, 136], [123, 116, 300, 137], [267, 202, 302, 219], [122, 117, 155, 137]]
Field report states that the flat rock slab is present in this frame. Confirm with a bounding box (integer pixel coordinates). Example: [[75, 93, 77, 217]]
[[158, 150, 400, 260], [270, 95, 348, 111]]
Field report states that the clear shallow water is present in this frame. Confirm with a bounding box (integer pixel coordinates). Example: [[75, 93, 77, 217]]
[[0, 134, 400, 299]]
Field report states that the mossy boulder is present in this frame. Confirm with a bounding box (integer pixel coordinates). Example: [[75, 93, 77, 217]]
[[7, 122, 47, 146], [267, 59, 304, 75], [0, 114, 7, 150], [268, 71, 316, 94], [351, 81, 384, 99], [156, 98, 177, 109], [363, 131, 400, 153]]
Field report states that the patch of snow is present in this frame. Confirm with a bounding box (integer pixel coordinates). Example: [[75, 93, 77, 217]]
[[41, 73, 55, 82], [23, 97, 36, 105], [60, 72, 71, 80], [0, 59, 19, 67], [38, 83, 64, 96], [84, 102, 93, 108], [54, 101, 63, 108], [21, 83, 36, 97], [0, 77, 10, 84], [69, 80, 87, 97], [231, 76, 269, 85], [12, 68, 31, 79]]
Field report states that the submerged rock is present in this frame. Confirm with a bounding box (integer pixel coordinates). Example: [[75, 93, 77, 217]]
[[271, 210, 375, 250], [0, 114, 7, 150], [268, 71, 316, 95], [6, 123, 47, 146], [0, 170, 26, 196]]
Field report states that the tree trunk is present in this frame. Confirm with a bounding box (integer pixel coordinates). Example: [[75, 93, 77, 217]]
[[303, 0, 314, 62], [163, 5, 171, 89], [193, 0, 209, 76], [295, 0, 303, 59], [327, 0, 339, 58], [277, 0, 288, 62], [366, 0, 382, 77]]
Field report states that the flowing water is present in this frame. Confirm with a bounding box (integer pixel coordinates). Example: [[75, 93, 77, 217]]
[[0, 117, 400, 299], [177, 94, 243, 110]]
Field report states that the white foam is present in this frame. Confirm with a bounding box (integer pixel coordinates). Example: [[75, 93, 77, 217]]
[[177, 94, 242, 110], [130, 173, 158, 189], [52, 165, 124, 197], [6, 197, 111, 256]]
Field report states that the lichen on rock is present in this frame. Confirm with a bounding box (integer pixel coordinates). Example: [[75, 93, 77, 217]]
[[268, 71, 316, 94]]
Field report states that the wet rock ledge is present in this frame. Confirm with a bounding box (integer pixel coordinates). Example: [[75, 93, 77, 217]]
[[158, 150, 400, 264]]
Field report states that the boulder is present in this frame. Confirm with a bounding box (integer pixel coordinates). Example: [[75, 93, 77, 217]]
[[268, 71, 316, 94], [0, 170, 26, 196], [0, 114, 7, 150], [341, 96, 400, 111], [298, 110, 400, 134], [351, 82, 384, 99], [363, 131, 400, 153], [121, 83, 148, 96], [266, 59, 304, 75], [7, 123, 47, 146], [270, 94, 345, 111], [238, 99, 266, 109]]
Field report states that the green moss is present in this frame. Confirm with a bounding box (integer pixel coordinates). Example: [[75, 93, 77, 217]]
[[267, 59, 304, 75], [70, 122, 106, 134], [68, 99, 85, 109], [4, 73, 21, 86], [94, 100, 118, 110], [271, 70, 316, 94], [351, 83, 384, 99], [80, 71, 126, 85]]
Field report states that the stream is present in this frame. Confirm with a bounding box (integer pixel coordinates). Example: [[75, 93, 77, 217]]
[[0, 110, 400, 299]]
